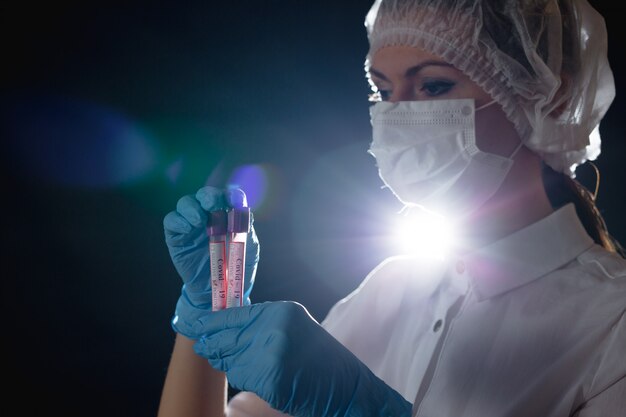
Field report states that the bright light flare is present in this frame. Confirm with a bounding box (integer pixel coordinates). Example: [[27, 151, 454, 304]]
[[392, 207, 454, 260]]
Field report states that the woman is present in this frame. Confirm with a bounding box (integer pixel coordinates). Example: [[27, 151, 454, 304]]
[[158, 1, 625, 416]]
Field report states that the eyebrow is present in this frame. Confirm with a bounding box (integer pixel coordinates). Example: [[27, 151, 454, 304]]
[[369, 61, 454, 81]]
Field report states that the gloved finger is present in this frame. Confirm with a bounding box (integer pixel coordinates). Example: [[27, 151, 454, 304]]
[[176, 194, 207, 228], [193, 304, 259, 335], [194, 328, 242, 360], [164, 210, 207, 248], [205, 356, 229, 373], [163, 211, 198, 248], [196, 186, 228, 212], [163, 210, 192, 235], [199, 350, 234, 374]]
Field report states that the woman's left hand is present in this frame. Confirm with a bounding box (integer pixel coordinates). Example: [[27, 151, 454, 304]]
[[192, 301, 413, 417]]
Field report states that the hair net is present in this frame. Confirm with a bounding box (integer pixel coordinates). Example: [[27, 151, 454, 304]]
[[365, 0, 615, 177]]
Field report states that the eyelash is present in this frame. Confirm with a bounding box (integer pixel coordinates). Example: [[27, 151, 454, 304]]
[[421, 80, 455, 97], [368, 80, 456, 102]]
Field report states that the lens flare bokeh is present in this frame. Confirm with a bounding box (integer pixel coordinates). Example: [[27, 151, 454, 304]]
[[228, 163, 284, 219], [2, 94, 159, 188]]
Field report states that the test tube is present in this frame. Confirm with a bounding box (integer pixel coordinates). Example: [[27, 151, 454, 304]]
[[207, 210, 228, 311], [226, 206, 250, 308]]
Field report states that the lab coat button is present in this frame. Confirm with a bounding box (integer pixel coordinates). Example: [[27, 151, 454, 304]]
[[456, 260, 465, 274], [433, 320, 443, 332]]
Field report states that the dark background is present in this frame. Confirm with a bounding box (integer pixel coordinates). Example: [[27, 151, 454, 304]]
[[1, 1, 624, 416]]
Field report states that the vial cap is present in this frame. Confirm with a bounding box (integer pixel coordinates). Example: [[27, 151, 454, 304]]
[[227, 188, 248, 209], [207, 210, 227, 236], [228, 207, 250, 233]]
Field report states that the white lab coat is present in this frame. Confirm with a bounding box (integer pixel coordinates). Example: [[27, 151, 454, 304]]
[[228, 203, 626, 416]]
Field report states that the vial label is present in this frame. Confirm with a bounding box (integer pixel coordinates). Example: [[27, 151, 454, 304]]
[[209, 241, 227, 311], [226, 241, 246, 308]]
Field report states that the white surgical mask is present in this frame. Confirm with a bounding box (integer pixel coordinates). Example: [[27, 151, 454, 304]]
[[368, 99, 523, 218]]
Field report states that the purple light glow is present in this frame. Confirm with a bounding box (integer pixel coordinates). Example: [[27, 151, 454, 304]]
[[227, 164, 268, 210]]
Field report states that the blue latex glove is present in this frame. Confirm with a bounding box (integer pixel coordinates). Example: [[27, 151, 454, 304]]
[[193, 301, 413, 417], [163, 186, 260, 338]]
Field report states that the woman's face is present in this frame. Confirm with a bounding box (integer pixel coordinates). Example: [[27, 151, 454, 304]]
[[369, 45, 521, 158]]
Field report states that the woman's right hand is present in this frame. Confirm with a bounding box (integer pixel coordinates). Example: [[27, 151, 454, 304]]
[[163, 186, 260, 336]]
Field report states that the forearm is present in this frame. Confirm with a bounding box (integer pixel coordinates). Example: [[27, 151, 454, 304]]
[[158, 333, 227, 417]]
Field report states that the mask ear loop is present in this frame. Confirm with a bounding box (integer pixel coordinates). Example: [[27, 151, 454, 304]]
[[475, 99, 498, 111], [475, 98, 525, 161], [509, 140, 525, 160]]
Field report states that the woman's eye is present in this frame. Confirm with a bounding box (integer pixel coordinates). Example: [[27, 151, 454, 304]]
[[368, 90, 391, 102], [421, 80, 455, 97], [368, 92, 381, 102]]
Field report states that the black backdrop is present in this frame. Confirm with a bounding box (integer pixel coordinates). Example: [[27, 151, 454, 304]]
[[2, 1, 624, 416]]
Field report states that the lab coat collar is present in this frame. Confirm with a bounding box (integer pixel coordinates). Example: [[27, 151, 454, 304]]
[[461, 203, 595, 301]]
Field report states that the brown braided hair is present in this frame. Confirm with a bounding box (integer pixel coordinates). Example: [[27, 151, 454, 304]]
[[542, 163, 625, 258]]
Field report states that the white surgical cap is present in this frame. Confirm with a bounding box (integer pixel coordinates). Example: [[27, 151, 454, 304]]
[[365, 0, 615, 177]]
